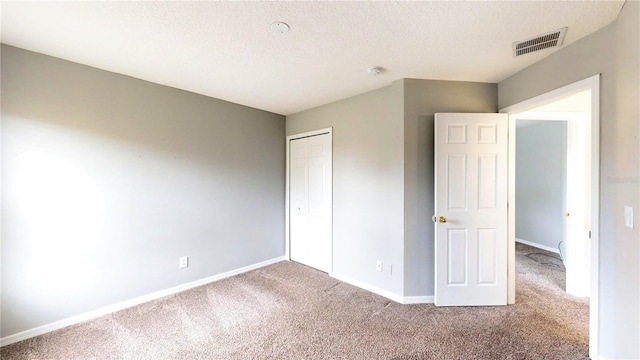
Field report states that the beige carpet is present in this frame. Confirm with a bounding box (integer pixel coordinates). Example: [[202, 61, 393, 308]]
[[1, 243, 588, 359]]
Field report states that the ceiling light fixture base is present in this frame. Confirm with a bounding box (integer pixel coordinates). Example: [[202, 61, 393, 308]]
[[367, 66, 383, 76], [271, 22, 290, 34]]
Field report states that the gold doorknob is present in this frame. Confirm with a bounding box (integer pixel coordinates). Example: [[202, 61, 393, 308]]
[[566, 212, 570, 217], [439, 216, 447, 223]]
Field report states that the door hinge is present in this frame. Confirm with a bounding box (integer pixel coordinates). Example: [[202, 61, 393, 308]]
[[588, 230, 591, 239]]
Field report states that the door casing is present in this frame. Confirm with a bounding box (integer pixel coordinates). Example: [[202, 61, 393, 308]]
[[500, 74, 600, 359]]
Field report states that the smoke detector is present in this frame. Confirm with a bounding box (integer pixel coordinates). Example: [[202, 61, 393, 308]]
[[271, 22, 290, 34], [367, 67, 383, 76], [513, 27, 567, 57]]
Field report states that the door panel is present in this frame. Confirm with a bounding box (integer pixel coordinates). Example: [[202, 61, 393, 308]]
[[478, 229, 497, 284], [478, 155, 497, 209], [447, 229, 468, 285], [448, 155, 467, 210], [435, 113, 508, 306], [290, 133, 332, 273], [290, 138, 309, 265]]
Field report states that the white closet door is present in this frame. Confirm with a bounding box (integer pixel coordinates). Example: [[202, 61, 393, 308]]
[[290, 133, 332, 272], [290, 138, 310, 266]]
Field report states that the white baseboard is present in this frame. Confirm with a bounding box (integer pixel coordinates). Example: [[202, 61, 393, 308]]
[[0, 256, 287, 347], [329, 272, 434, 305], [516, 238, 560, 254], [330, 272, 404, 303], [402, 295, 434, 304]]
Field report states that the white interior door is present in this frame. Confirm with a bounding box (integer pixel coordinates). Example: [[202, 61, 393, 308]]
[[565, 116, 590, 297], [434, 113, 508, 306], [290, 133, 332, 272]]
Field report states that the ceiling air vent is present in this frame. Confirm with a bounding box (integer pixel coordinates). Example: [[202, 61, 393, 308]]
[[513, 27, 567, 57]]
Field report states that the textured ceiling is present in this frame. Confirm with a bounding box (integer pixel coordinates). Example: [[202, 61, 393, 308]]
[[1, 1, 624, 115]]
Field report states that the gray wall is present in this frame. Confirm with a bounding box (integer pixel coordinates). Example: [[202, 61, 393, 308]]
[[515, 122, 567, 251], [1, 45, 286, 337], [286, 79, 497, 298], [498, 1, 639, 357], [286, 83, 407, 295], [402, 79, 497, 296]]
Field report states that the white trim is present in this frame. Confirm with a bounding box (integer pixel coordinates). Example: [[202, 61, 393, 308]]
[[286, 127, 332, 140], [329, 272, 434, 304], [508, 115, 517, 305], [516, 238, 560, 254], [402, 296, 435, 304], [501, 75, 598, 114], [285, 127, 333, 269], [330, 272, 404, 304], [500, 74, 600, 359], [589, 75, 600, 360], [511, 111, 584, 122], [0, 256, 287, 347]]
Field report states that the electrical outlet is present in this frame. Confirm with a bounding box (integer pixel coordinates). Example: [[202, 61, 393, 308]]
[[179, 256, 189, 269], [376, 260, 383, 272]]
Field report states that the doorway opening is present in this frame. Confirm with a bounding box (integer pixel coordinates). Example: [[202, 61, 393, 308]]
[[513, 104, 590, 297], [514, 118, 570, 291], [501, 75, 600, 359]]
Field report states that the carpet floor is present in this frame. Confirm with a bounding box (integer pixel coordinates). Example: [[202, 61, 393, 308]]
[[1, 243, 588, 359]]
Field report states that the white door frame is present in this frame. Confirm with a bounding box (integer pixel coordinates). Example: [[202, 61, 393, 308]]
[[285, 127, 333, 267], [500, 74, 600, 359]]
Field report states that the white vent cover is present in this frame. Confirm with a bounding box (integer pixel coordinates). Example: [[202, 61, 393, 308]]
[[513, 27, 567, 57]]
